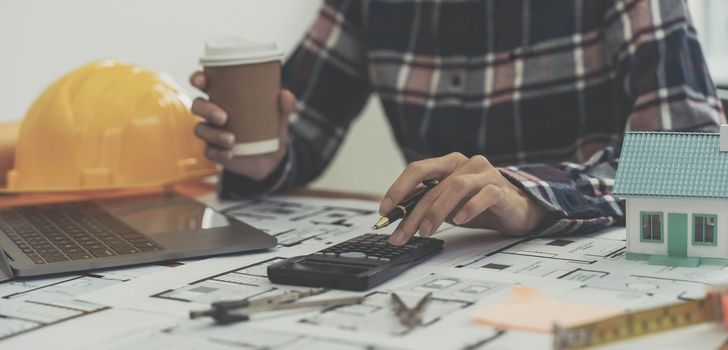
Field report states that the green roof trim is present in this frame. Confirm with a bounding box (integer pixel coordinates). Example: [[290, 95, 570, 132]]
[[614, 131, 728, 198]]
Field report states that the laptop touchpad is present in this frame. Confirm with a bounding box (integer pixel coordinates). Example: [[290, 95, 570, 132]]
[[96, 193, 232, 235]]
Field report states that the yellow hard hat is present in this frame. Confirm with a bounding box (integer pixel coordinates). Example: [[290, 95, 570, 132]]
[[3, 60, 217, 192]]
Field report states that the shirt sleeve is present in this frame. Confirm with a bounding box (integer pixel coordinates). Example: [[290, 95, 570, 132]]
[[500, 0, 725, 236], [219, 0, 371, 198]]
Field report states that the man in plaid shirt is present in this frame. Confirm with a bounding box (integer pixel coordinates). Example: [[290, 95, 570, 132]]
[[191, 0, 724, 246]]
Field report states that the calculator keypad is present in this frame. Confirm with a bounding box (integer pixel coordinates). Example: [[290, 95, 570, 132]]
[[268, 233, 443, 291], [317, 233, 432, 261]]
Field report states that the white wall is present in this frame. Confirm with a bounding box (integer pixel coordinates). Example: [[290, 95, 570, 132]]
[[311, 100, 405, 195], [689, 0, 728, 84], [625, 197, 728, 259], [0, 0, 405, 195]]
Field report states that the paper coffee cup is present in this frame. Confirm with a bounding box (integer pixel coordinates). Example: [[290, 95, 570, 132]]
[[200, 37, 284, 156]]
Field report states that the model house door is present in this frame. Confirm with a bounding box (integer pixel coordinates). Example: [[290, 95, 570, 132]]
[[667, 213, 688, 256]]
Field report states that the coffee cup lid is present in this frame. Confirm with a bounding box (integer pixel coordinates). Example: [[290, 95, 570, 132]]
[[200, 37, 284, 66]]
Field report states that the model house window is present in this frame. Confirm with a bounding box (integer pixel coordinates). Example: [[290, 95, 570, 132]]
[[640, 212, 662, 242], [694, 214, 717, 245]]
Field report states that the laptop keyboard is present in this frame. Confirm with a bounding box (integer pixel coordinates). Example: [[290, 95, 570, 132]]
[[0, 202, 163, 264]]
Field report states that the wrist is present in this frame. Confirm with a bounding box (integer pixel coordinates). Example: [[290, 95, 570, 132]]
[[509, 187, 551, 235], [252, 145, 288, 180], [219, 150, 290, 199], [224, 142, 288, 181], [521, 191, 550, 232]]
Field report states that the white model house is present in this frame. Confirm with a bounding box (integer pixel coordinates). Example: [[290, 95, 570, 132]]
[[613, 127, 728, 267]]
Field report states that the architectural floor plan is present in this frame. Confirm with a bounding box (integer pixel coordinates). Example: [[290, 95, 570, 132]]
[[3, 196, 728, 349], [0, 264, 171, 340]]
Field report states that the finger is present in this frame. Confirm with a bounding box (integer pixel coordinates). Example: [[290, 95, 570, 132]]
[[204, 145, 233, 163], [191, 98, 227, 126], [277, 90, 296, 143], [388, 220, 417, 246], [405, 155, 493, 237], [388, 182, 446, 245], [280, 89, 297, 116], [189, 71, 208, 90], [194, 122, 235, 149], [419, 173, 487, 236], [451, 184, 504, 225], [380, 152, 467, 215], [387, 155, 486, 244], [419, 156, 496, 234]]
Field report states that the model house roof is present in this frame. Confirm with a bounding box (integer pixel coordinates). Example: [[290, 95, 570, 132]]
[[614, 131, 728, 198]]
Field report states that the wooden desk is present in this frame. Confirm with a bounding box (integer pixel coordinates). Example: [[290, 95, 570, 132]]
[[0, 179, 382, 208]]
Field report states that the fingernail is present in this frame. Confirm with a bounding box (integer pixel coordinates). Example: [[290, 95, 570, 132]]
[[193, 75, 204, 86], [420, 220, 433, 236], [213, 111, 227, 124], [453, 212, 467, 225], [392, 230, 408, 245], [379, 198, 393, 215], [225, 134, 235, 146], [389, 230, 402, 245]]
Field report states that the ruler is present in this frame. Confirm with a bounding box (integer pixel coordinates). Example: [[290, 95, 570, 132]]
[[553, 290, 728, 350]]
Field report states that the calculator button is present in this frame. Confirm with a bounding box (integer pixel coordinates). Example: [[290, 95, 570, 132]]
[[339, 252, 367, 259]]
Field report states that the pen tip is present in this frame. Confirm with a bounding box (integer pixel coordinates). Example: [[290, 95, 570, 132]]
[[372, 217, 389, 231]]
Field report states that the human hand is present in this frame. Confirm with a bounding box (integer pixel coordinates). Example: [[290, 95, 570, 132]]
[[380, 153, 551, 245], [189, 71, 297, 180]]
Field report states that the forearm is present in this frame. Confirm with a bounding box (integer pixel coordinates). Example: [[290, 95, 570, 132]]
[[217, 114, 354, 199], [499, 142, 625, 236]]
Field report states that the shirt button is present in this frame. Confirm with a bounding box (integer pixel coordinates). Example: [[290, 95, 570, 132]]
[[451, 74, 462, 87], [447, 70, 466, 92]]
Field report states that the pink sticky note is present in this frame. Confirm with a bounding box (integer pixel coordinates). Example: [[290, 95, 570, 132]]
[[472, 285, 623, 333]]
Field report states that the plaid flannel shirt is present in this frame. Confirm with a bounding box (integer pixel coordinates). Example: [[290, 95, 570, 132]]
[[220, 0, 725, 236]]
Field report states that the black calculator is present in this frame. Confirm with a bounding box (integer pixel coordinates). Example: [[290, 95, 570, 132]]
[[267, 233, 443, 291]]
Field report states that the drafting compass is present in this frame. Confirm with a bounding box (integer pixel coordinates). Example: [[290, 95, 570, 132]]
[[190, 288, 364, 325], [391, 292, 433, 327]]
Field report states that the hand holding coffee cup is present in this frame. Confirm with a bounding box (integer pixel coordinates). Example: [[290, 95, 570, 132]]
[[191, 37, 296, 181]]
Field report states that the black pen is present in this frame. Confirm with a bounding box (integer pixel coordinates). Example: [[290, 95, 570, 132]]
[[372, 179, 439, 230]]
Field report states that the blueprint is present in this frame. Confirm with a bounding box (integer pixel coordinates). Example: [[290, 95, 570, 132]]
[[0, 264, 173, 340], [458, 230, 728, 303], [3, 195, 728, 349], [151, 257, 309, 304], [203, 195, 378, 247]]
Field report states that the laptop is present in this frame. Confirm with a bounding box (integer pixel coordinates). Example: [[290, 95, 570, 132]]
[[0, 192, 277, 281]]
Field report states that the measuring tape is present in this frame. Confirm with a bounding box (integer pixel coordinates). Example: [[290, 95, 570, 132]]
[[553, 288, 728, 350]]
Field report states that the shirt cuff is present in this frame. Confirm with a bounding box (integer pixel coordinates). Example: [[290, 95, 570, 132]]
[[499, 165, 616, 236]]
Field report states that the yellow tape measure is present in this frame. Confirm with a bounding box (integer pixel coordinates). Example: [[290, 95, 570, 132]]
[[553, 289, 728, 350]]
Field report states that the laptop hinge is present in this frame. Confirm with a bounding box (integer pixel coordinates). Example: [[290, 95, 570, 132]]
[[0, 249, 15, 282]]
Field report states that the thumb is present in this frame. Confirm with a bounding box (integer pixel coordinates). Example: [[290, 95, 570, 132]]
[[279, 89, 297, 116], [278, 89, 297, 141]]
